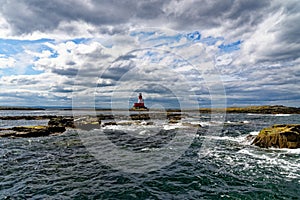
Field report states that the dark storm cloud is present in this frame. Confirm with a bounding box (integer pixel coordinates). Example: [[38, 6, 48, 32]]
[[65, 61, 76, 66], [225, 89, 300, 105], [100, 60, 136, 81], [0, 0, 169, 34], [135, 0, 167, 19], [1, 0, 128, 33], [50, 85, 73, 93], [9, 77, 39, 85], [101, 67, 133, 81], [115, 54, 136, 61], [167, 0, 270, 30], [1, 0, 269, 34], [268, 2, 300, 62], [51, 68, 78, 77], [278, 1, 300, 43], [136, 84, 171, 94]]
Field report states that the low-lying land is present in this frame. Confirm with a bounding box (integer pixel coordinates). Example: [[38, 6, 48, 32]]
[[199, 105, 300, 114]]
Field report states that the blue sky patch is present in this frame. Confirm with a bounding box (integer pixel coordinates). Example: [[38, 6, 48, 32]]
[[69, 38, 90, 44], [201, 36, 224, 46], [147, 33, 183, 44], [186, 31, 201, 41], [0, 38, 54, 56], [218, 40, 242, 53], [24, 65, 44, 75], [130, 31, 155, 38]]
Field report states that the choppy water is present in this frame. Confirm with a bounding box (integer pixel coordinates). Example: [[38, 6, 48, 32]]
[[1, 111, 300, 199]]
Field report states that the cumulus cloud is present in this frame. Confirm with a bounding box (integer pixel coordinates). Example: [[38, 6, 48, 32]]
[[236, 1, 300, 65], [0, 0, 299, 107]]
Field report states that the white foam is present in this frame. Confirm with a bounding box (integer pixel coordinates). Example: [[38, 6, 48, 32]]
[[190, 121, 201, 125], [202, 135, 246, 143], [274, 114, 291, 117], [199, 121, 224, 126], [138, 130, 148, 135], [247, 113, 261, 116], [102, 125, 144, 132], [163, 123, 184, 130], [247, 113, 292, 117], [199, 122, 211, 126], [138, 120, 147, 125], [237, 148, 300, 176], [249, 131, 259, 136], [268, 148, 300, 154]]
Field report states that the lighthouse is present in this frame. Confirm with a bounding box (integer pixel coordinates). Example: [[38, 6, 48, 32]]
[[131, 93, 148, 110]]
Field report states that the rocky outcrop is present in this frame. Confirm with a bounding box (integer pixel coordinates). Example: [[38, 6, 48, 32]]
[[130, 113, 150, 120], [0, 113, 193, 138], [74, 116, 101, 131], [48, 116, 75, 128], [252, 124, 300, 149], [0, 126, 65, 138], [0, 116, 71, 138]]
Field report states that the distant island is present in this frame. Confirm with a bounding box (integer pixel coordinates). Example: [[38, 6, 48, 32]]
[[0, 106, 45, 110], [199, 105, 300, 114]]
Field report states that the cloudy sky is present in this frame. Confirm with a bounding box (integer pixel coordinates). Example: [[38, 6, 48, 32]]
[[0, 0, 299, 108]]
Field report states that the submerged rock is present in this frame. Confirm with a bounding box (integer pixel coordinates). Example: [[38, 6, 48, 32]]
[[252, 124, 300, 149], [245, 134, 256, 142]]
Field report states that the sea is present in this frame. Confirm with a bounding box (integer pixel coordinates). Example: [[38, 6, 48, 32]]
[[0, 110, 299, 199]]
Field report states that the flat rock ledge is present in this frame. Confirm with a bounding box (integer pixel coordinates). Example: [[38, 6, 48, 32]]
[[252, 124, 300, 149], [0, 126, 66, 138]]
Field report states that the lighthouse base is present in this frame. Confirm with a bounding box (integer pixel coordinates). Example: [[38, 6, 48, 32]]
[[129, 106, 149, 111]]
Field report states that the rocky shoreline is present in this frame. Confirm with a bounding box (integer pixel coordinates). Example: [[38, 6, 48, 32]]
[[0, 113, 185, 138], [1, 109, 300, 149]]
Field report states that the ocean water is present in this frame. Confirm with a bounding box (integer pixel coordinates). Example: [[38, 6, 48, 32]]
[[0, 111, 300, 199]]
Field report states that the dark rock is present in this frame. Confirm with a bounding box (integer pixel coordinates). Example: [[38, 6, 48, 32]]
[[47, 126, 66, 133], [0, 125, 66, 138], [103, 121, 117, 126], [167, 113, 182, 120], [252, 124, 300, 149], [96, 114, 114, 120], [169, 119, 179, 124], [73, 116, 101, 130], [76, 123, 100, 131], [246, 134, 256, 141], [130, 114, 150, 120], [145, 121, 154, 125], [182, 122, 202, 128], [48, 116, 75, 128]]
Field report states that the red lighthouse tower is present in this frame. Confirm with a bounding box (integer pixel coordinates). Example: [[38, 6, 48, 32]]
[[131, 93, 148, 110]]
